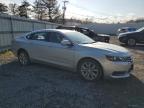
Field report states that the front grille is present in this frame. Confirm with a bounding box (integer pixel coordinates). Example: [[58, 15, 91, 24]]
[[122, 56, 132, 62]]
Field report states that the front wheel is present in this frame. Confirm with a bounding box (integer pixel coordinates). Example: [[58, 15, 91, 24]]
[[78, 59, 103, 81], [127, 38, 136, 46], [18, 51, 31, 66]]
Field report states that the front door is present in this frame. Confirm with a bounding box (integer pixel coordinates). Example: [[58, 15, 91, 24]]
[[44, 32, 75, 68]]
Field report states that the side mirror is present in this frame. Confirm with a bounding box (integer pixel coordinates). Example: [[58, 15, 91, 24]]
[[61, 39, 73, 46]]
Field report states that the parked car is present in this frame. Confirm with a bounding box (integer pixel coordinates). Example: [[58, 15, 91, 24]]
[[118, 27, 144, 46], [56, 26, 110, 43], [12, 29, 133, 81], [117, 27, 137, 35]]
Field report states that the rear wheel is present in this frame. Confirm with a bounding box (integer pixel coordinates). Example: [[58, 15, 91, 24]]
[[78, 59, 103, 81], [127, 38, 136, 46], [18, 51, 30, 66]]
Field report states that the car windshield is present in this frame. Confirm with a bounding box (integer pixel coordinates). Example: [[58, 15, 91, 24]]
[[137, 27, 144, 32], [64, 31, 95, 44]]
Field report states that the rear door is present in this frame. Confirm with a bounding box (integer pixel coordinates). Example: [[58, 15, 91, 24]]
[[25, 32, 51, 61]]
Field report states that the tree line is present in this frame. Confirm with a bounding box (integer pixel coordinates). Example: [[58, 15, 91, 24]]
[[0, 0, 62, 23]]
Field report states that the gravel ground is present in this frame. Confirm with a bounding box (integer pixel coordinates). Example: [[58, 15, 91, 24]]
[[0, 37, 144, 108]]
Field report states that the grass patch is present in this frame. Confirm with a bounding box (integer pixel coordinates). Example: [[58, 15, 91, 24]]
[[0, 50, 15, 64]]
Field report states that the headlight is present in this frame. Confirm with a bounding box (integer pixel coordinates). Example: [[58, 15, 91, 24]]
[[105, 55, 132, 62]]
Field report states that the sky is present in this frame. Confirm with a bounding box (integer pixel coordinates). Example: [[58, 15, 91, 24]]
[[1, 0, 144, 23]]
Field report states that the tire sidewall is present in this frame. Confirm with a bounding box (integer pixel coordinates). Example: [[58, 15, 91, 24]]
[[18, 51, 30, 66], [78, 59, 103, 81], [127, 38, 136, 46]]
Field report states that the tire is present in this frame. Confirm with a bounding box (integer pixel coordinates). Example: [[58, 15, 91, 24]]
[[78, 59, 103, 81], [127, 38, 136, 46], [18, 50, 31, 66]]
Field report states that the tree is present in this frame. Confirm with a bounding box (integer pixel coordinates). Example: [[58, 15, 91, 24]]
[[9, 3, 18, 15], [18, 0, 30, 18], [33, 0, 47, 20], [0, 3, 8, 13], [42, 0, 62, 22]]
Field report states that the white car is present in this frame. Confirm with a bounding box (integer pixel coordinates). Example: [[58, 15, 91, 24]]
[[12, 29, 134, 81]]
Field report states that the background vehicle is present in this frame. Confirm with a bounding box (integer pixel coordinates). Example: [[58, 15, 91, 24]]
[[117, 27, 137, 35], [56, 26, 110, 43], [12, 29, 133, 81], [118, 27, 144, 46]]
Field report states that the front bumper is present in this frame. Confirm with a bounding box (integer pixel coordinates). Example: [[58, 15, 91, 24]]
[[103, 61, 133, 78]]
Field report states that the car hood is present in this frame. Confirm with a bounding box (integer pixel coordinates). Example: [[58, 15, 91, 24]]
[[80, 42, 131, 56]]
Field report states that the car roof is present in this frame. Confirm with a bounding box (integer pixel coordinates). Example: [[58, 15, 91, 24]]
[[30, 29, 77, 34], [56, 25, 89, 30], [56, 26, 76, 29], [16, 29, 79, 39]]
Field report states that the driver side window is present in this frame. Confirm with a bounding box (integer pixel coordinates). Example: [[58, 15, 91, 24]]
[[48, 32, 64, 43]]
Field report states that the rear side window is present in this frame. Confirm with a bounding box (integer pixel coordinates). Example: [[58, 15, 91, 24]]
[[26, 32, 49, 41]]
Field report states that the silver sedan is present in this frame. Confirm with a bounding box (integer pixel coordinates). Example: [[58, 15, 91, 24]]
[[12, 29, 134, 81]]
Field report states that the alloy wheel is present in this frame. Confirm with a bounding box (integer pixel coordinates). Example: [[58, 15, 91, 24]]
[[127, 38, 136, 46], [79, 60, 102, 81], [18, 51, 30, 66]]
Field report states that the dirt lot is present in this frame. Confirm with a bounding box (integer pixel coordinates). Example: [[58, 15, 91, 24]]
[[0, 37, 144, 108]]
